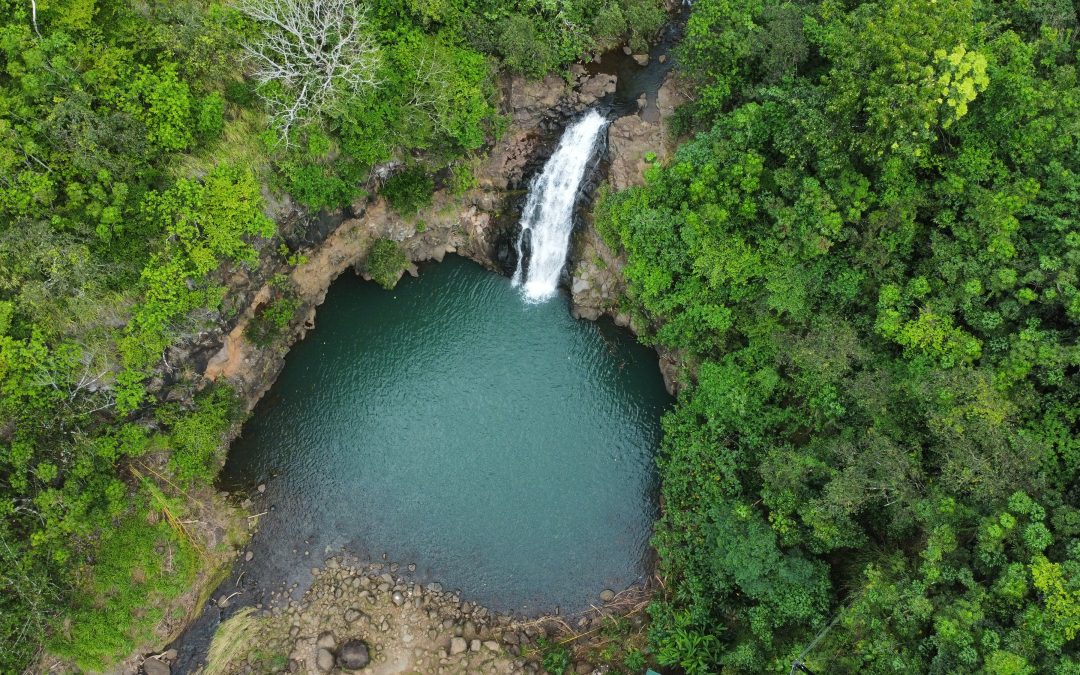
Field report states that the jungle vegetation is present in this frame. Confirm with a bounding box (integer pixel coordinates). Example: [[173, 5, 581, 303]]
[[596, 0, 1080, 672], [0, 0, 664, 669]]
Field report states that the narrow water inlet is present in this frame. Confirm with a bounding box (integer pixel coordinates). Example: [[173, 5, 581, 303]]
[[512, 110, 610, 301]]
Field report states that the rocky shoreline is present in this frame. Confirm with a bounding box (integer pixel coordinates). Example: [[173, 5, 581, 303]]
[[184, 554, 649, 674]]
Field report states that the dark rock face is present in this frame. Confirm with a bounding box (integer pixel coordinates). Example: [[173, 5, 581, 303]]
[[337, 639, 371, 670]]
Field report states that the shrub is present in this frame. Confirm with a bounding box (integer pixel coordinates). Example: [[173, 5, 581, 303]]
[[537, 638, 572, 675], [381, 167, 434, 215], [366, 239, 409, 290], [168, 387, 240, 483], [244, 295, 300, 347]]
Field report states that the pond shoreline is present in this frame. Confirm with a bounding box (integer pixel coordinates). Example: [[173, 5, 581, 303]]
[[151, 38, 686, 675]]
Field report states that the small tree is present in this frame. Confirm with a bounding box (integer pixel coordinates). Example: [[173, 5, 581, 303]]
[[366, 239, 408, 290], [235, 0, 381, 142]]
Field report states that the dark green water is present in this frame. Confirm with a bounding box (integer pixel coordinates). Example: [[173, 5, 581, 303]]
[[222, 256, 669, 614]]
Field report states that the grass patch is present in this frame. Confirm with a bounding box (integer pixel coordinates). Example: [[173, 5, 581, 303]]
[[204, 607, 263, 675], [173, 106, 271, 181], [49, 507, 199, 671]]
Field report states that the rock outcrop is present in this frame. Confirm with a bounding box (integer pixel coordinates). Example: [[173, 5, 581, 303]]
[[569, 73, 687, 395], [606, 73, 684, 192]]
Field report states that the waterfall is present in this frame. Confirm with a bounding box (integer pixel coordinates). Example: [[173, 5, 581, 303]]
[[512, 110, 609, 302]]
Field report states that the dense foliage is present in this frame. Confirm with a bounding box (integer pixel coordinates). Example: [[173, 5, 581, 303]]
[[0, 0, 664, 670], [597, 0, 1080, 671]]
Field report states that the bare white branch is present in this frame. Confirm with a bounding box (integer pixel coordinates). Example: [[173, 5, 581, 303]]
[[235, 0, 381, 144], [29, 0, 41, 37]]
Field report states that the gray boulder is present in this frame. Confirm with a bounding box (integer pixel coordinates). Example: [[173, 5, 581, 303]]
[[142, 659, 170, 675], [337, 639, 371, 670]]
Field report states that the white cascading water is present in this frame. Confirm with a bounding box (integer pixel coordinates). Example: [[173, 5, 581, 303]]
[[512, 110, 610, 302]]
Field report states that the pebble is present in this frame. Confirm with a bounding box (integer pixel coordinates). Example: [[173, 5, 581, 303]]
[[599, 589, 615, 602], [244, 551, 253, 562], [257, 483, 266, 493], [450, 637, 468, 655], [392, 591, 405, 606]]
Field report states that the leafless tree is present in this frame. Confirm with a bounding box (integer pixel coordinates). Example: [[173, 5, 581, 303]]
[[407, 50, 455, 138], [235, 0, 381, 143]]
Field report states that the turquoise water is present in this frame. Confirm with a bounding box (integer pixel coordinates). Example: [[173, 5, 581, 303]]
[[222, 256, 669, 614]]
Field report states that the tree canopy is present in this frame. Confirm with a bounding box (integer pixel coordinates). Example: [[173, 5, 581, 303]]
[[597, 0, 1080, 671]]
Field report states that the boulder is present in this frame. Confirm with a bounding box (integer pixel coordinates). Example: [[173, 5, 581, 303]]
[[316, 648, 335, 672], [316, 631, 337, 650], [450, 637, 468, 655], [577, 73, 617, 103], [142, 659, 170, 675], [337, 640, 371, 670], [344, 607, 365, 623]]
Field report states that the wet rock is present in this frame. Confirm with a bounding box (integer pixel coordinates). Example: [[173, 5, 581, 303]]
[[142, 658, 170, 675], [392, 591, 405, 606], [337, 639, 371, 670], [577, 73, 617, 103], [257, 483, 266, 493], [316, 648, 335, 672], [599, 589, 615, 602], [632, 53, 649, 66], [450, 637, 468, 656]]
